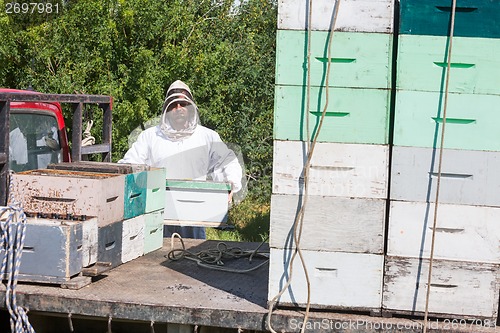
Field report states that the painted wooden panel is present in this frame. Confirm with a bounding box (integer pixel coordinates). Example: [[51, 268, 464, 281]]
[[123, 171, 147, 219], [274, 85, 391, 144], [399, 0, 500, 38], [4, 218, 84, 279], [81, 217, 98, 267], [121, 215, 145, 263], [383, 256, 500, 319], [278, 0, 394, 33], [270, 194, 385, 254], [394, 90, 500, 151], [164, 180, 230, 223], [144, 210, 164, 254], [273, 140, 389, 198], [146, 168, 166, 213], [276, 30, 392, 89], [11, 169, 124, 227], [397, 35, 500, 95], [98, 220, 123, 268], [269, 248, 384, 309], [388, 201, 500, 263], [390, 146, 500, 207]]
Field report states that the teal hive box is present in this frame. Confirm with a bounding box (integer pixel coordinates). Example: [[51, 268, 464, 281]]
[[274, 85, 391, 144], [394, 90, 500, 151], [396, 35, 500, 95], [164, 180, 231, 224], [399, 0, 500, 38], [275, 30, 393, 89]]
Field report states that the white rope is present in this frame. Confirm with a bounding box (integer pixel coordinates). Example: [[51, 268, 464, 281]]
[[82, 120, 95, 147]]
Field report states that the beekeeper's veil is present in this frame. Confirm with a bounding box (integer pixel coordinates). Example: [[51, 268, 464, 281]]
[[160, 92, 200, 141]]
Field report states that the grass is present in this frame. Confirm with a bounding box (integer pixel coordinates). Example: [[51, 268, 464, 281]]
[[206, 198, 270, 243]]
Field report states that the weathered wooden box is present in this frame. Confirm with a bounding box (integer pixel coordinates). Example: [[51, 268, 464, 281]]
[[164, 180, 230, 223], [269, 248, 384, 310], [278, 0, 395, 33], [270, 194, 385, 254], [276, 30, 393, 89], [81, 217, 98, 268], [11, 169, 124, 227], [399, 0, 500, 38], [390, 146, 500, 207], [121, 215, 145, 263], [274, 85, 391, 145], [144, 210, 164, 254], [388, 201, 500, 263], [97, 220, 123, 268], [383, 256, 500, 320], [393, 90, 500, 151], [273, 140, 389, 198], [0, 217, 83, 281], [396, 35, 500, 95]]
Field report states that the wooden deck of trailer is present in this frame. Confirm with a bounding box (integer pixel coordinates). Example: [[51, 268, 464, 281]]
[[0, 239, 498, 333]]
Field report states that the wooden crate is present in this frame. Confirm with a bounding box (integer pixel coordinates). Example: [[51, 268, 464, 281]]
[[399, 0, 500, 38], [272, 140, 389, 198], [144, 210, 164, 254], [123, 171, 147, 219], [164, 180, 230, 223], [81, 217, 98, 268], [278, 0, 395, 33], [11, 169, 124, 227], [276, 30, 393, 89], [383, 256, 500, 320], [388, 200, 500, 263], [269, 248, 384, 310], [274, 85, 391, 144], [121, 215, 145, 263], [396, 35, 500, 95], [393, 90, 500, 151], [97, 220, 123, 268], [270, 194, 385, 254], [145, 168, 166, 213], [390, 146, 500, 207]]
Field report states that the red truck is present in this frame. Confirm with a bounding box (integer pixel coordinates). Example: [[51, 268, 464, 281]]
[[0, 88, 113, 205]]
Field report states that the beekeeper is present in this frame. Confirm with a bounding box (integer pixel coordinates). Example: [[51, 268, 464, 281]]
[[119, 80, 243, 239]]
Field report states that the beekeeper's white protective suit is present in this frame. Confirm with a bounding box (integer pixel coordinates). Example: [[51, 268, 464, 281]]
[[119, 81, 243, 239]]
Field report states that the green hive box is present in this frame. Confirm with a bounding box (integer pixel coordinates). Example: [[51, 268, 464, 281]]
[[275, 30, 393, 89], [399, 0, 500, 38], [274, 85, 391, 144], [164, 180, 231, 224]]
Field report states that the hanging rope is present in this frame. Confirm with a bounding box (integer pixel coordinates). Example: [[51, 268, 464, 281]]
[[1, 173, 35, 333], [82, 120, 96, 147], [422, 1, 457, 332], [267, 1, 341, 332]]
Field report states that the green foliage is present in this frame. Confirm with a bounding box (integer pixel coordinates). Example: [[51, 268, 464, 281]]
[[1, 0, 277, 225]]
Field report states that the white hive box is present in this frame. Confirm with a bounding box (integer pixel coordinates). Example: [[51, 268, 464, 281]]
[[121, 215, 145, 263], [144, 210, 164, 254], [164, 179, 231, 224], [11, 169, 124, 227], [278, 0, 395, 33]]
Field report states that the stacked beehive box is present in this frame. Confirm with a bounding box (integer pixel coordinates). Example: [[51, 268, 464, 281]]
[[268, 0, 394, 311], [7, 163, 165, 285], [384, 0, 500, 322]]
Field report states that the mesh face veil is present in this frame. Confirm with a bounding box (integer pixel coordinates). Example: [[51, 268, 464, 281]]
[[160, 93, 200, 141]]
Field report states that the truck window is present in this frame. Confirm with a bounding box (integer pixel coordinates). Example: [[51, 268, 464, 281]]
[[9, 112, 62, 172]]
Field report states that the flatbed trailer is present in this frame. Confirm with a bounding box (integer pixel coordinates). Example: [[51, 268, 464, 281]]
[[0, 239, 498, 333]]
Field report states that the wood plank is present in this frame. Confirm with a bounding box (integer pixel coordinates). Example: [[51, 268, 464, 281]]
[[276, 30, 393, 89], [399, 0, 500, 38], [383, 256, 500, 319], [274, 85, 391, 144], [272, 140, 389, 198], [388, 201, 500, 263], [390, 146, 500, 207], [394, 90, 500, 151], [269, 248, 384, 310], [278, 0, 395, 33], [163, 220, 226, 228], [396, 35, 500, 95], [270, 194, 385, 254]]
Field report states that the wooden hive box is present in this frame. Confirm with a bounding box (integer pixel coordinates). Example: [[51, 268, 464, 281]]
[[97, 220, 123, 268], [144, 210, 164, 254], [164, 179, 230, 224], [121, 215, 145, 263], [11, 169, 124, 227]]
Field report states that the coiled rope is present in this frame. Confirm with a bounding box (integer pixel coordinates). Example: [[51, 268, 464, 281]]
[[267, 1, 340, 332], [422, 0, 457, 332], [1, 173, 35, 333]]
